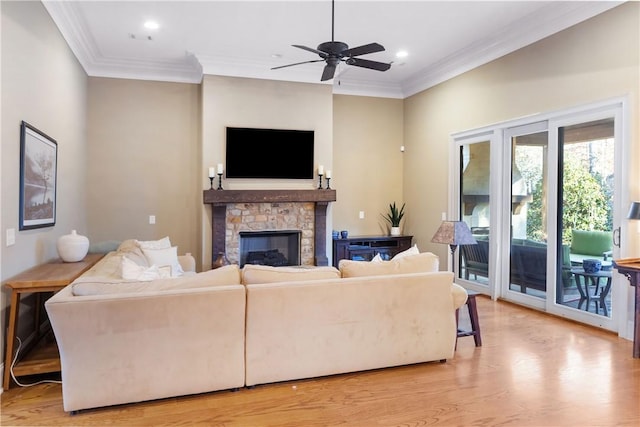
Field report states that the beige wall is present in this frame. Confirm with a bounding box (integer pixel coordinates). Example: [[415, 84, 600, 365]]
[[200, 76, 334, 269], [86, 77, 201, 265], [404, 2, 640, 264], [1, 0, 88, 376], [333, 95, 404, 237]]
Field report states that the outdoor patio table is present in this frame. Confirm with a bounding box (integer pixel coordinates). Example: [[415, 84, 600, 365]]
[[571, 267, 612, 316]]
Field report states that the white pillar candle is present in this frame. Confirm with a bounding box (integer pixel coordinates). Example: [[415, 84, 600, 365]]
[[208, 167, 215, 178], [318, 165, 324, 176], [217, 163, 224, 174], [325, 170, 331, 179]]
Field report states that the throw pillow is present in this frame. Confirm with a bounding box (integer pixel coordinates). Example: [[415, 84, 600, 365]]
[[392, 244, 420, 260], [241, 264, 341, 285], [121, 256, 171, 281], [142, 246, 184, 277], [370, 253, 383, 262], [136, 236, 172, 250], [117, 239, 149, 267]]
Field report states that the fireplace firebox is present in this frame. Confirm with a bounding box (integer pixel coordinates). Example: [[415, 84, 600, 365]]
[[240, 230, 301, 267]]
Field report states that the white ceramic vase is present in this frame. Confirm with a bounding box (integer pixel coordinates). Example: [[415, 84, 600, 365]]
[[57, 230, 90, 262], [390, 226, 401, 236]]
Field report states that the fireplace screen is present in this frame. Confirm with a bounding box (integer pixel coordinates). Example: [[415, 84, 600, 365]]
[[239, 230, 301, 267]]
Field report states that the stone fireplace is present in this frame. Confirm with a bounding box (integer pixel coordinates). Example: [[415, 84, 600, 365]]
[[203, 189, 337, 266]]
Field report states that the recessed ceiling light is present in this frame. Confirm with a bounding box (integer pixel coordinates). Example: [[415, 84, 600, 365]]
[[144, 20, 160, 30], [396, 50, 408, 58]]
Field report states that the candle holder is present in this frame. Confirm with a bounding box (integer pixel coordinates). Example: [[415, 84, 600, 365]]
[[209, 176, 215, 190], [217, 173, 223, 190], [317, 174, 323, 190], [325, 177, 331, 190]]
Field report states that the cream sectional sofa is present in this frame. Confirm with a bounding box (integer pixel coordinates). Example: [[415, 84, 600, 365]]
[[46, 246, 467, 413]]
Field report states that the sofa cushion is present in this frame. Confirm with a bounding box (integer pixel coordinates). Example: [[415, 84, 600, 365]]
[[394, 252, 440, 273], [392, 244, 420, 260], [142, 246, 184, 277], [339, 252, 439, 278], [72, 264, 241, 296], [241, 264, 341, 285], [570, 229, 612, 256]]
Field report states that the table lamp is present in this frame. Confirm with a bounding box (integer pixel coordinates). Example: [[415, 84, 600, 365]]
[[431, 221, 477, 272]]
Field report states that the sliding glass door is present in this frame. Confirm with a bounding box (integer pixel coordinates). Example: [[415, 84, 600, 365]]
[[503, 123, 549, 309], [454, 100, 624, 332]]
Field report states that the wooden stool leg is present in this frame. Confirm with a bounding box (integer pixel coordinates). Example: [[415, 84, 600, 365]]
[[466, 295, 482, 347], [455, 308, 460, 350]]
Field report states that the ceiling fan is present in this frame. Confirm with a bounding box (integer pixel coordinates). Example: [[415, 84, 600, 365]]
[[271, 0, 391, 81]]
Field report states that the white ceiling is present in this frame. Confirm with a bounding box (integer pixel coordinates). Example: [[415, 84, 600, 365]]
[[43, 1, 623, 99]]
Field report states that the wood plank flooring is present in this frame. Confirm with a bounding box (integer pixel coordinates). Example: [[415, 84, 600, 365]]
[[2, 296, 639, 426]]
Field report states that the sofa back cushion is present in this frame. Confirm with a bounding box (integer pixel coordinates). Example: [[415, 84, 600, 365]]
[[72, 264, 241, 296], [241, 264, 341, 285], [339, 252, 439, 278], [571, 229, 612, 256]]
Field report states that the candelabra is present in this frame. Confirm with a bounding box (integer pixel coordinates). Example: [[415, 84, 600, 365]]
[[317, 173, 323, 190], [325, 176, 331, 189], [209, 176, 214, 190], [217, 173, 223, 190]]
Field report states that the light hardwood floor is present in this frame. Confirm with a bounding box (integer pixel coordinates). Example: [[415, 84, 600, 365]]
[[1, 296, 639, 426]]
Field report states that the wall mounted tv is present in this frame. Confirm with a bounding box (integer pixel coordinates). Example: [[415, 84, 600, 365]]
[[225, 127, 314, 179]]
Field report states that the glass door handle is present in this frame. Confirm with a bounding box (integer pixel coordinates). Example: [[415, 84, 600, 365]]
[[613, 227, 621, 247]]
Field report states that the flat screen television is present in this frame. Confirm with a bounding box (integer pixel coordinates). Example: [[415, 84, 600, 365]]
[[225, 127, 314, 179]]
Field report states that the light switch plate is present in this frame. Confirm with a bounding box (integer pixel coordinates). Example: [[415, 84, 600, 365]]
[[149, 215, 156, 225], [6, 228, 15, 246]]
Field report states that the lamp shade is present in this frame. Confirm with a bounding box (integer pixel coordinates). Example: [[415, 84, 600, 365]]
[[431, 221, 477, 246], [628, 201, 640, 220]]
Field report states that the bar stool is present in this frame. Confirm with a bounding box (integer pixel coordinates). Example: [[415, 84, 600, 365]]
[[456, 290, 482, 347]]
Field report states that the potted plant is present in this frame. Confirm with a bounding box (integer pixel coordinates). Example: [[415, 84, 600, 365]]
[[383, 202, 405, 236]]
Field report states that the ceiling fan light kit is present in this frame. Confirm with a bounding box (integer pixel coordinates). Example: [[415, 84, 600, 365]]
[[271, 0, 391, 81]]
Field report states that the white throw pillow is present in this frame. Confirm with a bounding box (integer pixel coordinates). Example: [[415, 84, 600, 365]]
[[121, 256, 171, 281], [392, 244, 420, 260], [142, 246, 184, 277], [371, 253, 383, 262]]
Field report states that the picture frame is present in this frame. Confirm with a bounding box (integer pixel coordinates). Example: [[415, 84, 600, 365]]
[[19, 121, 57, 230]]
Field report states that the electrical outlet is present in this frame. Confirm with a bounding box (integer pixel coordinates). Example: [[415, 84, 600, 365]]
[[441, 212, 447, 220], [359, 211, 365, 219], [6, 228, 15, 246], [149, 215, 156, 225]]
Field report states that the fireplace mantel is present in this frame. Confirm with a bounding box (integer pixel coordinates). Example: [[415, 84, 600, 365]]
[[203, 189, 337, 266], [203, 189, 336, 204]]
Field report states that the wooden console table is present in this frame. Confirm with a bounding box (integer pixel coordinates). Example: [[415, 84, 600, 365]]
[[3, 253, 104, 390], [613, 258, 640, 358]]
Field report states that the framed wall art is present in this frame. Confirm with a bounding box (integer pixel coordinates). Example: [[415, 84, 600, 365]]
[[19, 121, 57, 230]]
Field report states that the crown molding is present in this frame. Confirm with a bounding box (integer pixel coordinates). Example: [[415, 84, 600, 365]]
[[43, 0, 624, 97], [400, 1, 625, 98]]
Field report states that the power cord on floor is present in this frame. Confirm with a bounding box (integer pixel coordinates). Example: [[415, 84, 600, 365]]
[[10, 336, 62, 387]]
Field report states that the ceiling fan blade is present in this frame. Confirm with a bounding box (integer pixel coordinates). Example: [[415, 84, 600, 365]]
[[321, 63, 337, 81], [293, 44, 327, 57], [346, 57, 391, 72], [271, 59, 325, 70], [342, 42, 385, 58]]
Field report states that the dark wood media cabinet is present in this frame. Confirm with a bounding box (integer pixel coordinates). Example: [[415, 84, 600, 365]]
[[332, 235, 413, 266]]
